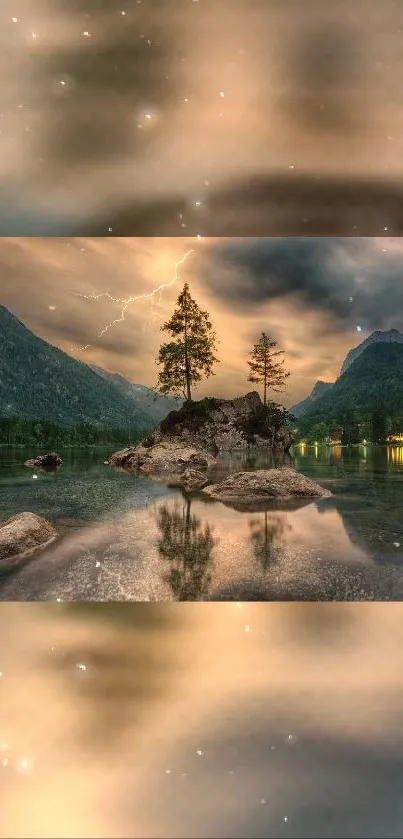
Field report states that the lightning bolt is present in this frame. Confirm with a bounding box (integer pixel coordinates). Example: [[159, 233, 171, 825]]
[[73, 248, 196, 350]]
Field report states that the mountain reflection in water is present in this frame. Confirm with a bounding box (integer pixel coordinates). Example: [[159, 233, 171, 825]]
[[2, 602, 403, 838]]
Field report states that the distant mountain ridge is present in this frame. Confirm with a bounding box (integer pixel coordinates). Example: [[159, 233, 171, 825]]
[[291, 329, 403, 418], [339, 328, 403, 376], [89, 365, 180, 423], [300, 341, 403, 423], [290, 380, 334, 418], [0, 304, 179, 430]]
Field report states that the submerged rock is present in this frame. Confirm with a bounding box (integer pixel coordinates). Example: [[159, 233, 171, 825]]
[[167, 468, 211, 492], [201, 467, 331, 506], [108, 441, 215, 487], [25, 452, 62, 469], [0, 512, 57, 570]]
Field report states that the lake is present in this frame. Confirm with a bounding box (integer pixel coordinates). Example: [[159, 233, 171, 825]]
[[1, 445, 403, 601]]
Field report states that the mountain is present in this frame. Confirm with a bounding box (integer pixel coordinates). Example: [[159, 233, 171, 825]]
[[290, 380, 334, 418], [301, 341, 403, 423], [0, 305, 167, 430], [89, 365, 180, 424], [292, 329, 403, 418], [340, 328, 403, 376]]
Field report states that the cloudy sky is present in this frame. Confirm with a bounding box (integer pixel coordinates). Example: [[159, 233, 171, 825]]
[[1, 236, 403, 406], [1, 0, 403, 235]]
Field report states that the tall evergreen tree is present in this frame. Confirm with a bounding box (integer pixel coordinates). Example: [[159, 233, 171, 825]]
[[247, 332, 290, 406], [156, 283, 219, 401]]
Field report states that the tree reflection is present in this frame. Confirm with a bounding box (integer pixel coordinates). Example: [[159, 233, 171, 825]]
[[249, 511, 291, 571], [156, 499, 217, 600]]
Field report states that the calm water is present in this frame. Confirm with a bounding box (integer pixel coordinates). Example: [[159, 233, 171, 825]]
[[2, 445, 403, 601]]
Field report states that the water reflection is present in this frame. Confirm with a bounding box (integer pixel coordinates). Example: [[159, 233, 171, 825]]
[[387, 446, 403, 466], [210, 450, 294, 483], [155, 499, 217, 601], [3, 602, 403, 838], [2, 445, 403, 600], [249, 512, 291, 572]]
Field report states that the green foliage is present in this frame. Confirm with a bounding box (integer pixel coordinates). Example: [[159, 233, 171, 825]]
[[0, 415, 143, 447], [247, 332, 290, 406], [0, 305, 153, 430], [89, 366, 180, 423], [303, 343, 403, 423], [266, 401, 296, 430], [239, 400, 294, 441], [156, 283, 219, 401], [305, 422, 330, 444], [371, 408, 389, 444], [296, 343, 403, 444], [340, 412, 360, 445], [182, 396, 220, 416]]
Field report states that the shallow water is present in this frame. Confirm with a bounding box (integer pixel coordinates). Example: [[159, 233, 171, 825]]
[[2, 601, 403, 838], [1, 445, 403, 601]]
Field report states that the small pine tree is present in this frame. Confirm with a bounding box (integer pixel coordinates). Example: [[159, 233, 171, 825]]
[[156, 283, 219, 401], [247, 332, 290, 406]]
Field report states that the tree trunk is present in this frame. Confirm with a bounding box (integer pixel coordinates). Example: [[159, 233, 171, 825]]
[[184, 307, 192, 402], [185, 499, 192, 535], [185, 368, 192, 402]]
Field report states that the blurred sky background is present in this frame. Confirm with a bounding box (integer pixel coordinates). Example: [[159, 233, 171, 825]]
[[1, 1, 403, 233]]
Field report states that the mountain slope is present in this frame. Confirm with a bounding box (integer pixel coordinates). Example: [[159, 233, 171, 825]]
[[340, 328, 403, 376], [292, 329, 403, 418], [89, 365, 180, 424], [290, 380, 334, 418], [301, 342, 403, 422], [0, 305, 154, 430]]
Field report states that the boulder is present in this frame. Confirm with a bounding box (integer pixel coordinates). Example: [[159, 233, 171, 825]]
[[201, 467, 331, 507], [25, 452, 62, 469], [0, 512, 57, 570], [108, 441, 215, 486], [107, 445, 147, 471], [167, 468, 211, 491]]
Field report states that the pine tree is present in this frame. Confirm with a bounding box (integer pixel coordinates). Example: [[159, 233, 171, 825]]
[[247, 332, 290, 406], [156, 283, 219, 401]]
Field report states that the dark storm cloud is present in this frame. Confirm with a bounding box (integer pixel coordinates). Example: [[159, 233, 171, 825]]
[[208, 238, 403, 334], [209, 238, 357, 321]]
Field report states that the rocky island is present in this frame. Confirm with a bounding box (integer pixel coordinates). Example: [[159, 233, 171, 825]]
[[25, 452, 62, 470], [108, 392, 329, 502], [108, 392, 290, 476], [201, 467, 331, 507]]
